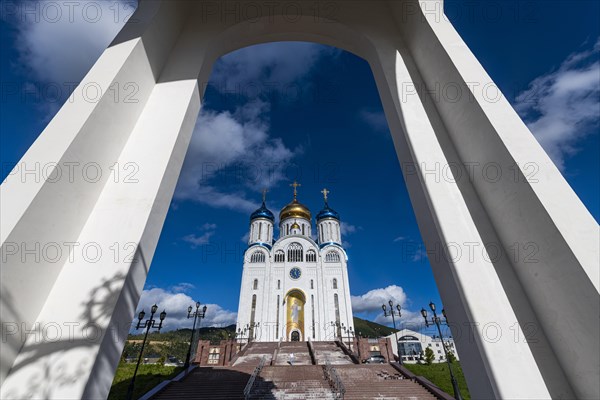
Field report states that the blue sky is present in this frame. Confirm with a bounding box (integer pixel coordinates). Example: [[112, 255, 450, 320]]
[[1, 1, 598, 333]]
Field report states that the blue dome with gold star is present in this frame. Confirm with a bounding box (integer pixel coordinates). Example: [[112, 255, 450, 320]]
[[250, 201, 274, 222]]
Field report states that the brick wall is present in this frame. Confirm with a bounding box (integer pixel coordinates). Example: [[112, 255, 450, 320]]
[[193, 339, 238, 366]]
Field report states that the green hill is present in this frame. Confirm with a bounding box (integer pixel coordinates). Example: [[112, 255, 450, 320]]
[[353, 316, 398, 338], [123, 318, 394, 361], [129, 318, 395, 342], [129, 324, 236, 343]]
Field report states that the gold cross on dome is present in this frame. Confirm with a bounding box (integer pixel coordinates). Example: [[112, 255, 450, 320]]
[[290, 181, 301, 199], [321, 188, 330, 202], [262, 188, 268, 203]]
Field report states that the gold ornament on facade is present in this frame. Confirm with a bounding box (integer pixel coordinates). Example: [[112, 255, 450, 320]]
[[285, 290, 305, 339]]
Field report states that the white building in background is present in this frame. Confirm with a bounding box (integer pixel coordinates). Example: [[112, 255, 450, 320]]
[[386, 329, 460, 364], [236, 183, 355, 342]]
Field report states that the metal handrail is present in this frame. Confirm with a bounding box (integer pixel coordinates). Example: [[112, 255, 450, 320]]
[[323, 358, 345, 400], [243, 355, 266, 400]]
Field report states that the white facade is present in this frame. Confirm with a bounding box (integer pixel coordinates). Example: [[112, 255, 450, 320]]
[[386, 329, 460, 364], [236, 190, 354, 342]]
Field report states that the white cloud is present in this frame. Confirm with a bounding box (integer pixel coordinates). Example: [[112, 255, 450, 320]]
[[359, 109, 389, 133], [7, 1, 134, 84], [411, 247, 427, 262], [211, 42, 338, 91], [352, 285, 425, 330], [515, 38, 600, 170], [351, 285, 408, 314], [134, 287, 237, 331], [340, 222, 359, 236], [170, 282, 195, 293], [393, 236, 406, 242], [182, 223, 217, 248], [174, 101, 299, 211]]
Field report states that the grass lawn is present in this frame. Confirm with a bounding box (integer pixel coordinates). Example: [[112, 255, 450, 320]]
[[108, 362, 184, 400], [403, 362, 471, 400]]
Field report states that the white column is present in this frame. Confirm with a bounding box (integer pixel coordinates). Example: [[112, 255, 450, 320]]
[[0, 2, 204, 397], [370, 39, 554, 400], [386, 1, 597, 397]]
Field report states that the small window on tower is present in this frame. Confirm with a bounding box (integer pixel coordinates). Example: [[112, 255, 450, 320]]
[[333, 278, 338, 289], [274, 250, 284, 262], [287, 242, 303, 262], [277, 280, 281, 289], [325, 251, 340, 263], [250, 251, 265, 263], [311, 279, 314, 289], [253, 279, 258, 290], [306, 250, 316, 262]]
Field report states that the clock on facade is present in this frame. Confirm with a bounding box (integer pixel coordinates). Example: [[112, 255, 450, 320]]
[[289, 267, 302, 280]]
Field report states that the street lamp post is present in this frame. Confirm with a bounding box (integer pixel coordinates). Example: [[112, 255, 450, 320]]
[[329, 321, 342, 340], [341, 325, 355, 350], [247, 322, 260, 341], [421, 302, 463, 400], [126, 304, 166, 400], [382, 300, 403, 365], [184, 302, 207, 370]]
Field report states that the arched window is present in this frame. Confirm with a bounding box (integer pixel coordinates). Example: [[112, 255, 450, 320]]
[[306, 250, 316, 262], [287, 242, 303, 262], [253, 279, 258, 290], [310, 279, 314, 289], [333, 278, 338, 289], [277, 280, 281, 289], [274, 250, 285, 263], [250, 251, 265, 263], [325, 251, 340, 262]]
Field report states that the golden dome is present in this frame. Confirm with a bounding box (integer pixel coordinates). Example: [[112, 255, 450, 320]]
[[280, 199, 312, 221]]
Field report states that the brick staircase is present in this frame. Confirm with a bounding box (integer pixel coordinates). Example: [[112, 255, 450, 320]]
[[150, 342, 443, 400], [274, 341, 313, 365], [312, 341, 354, 365], [250, 365, 336, 400], [152, 365, 255, 400], [234, 341, 278, 367], [335, 364, 437, 400]]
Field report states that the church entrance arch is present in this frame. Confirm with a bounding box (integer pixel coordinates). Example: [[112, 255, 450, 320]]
[[285, 289, 305, 341]]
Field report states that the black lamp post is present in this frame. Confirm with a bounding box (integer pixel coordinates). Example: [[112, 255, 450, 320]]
[[341, 324, 355, 349], [330, 321, 342, 339], [421, 302, 463, 400], [184, 302, 207, 370], [126, 304, 166, 400], [382, 300, 403, 365], [247, 322, 260, 341], [236, 326, 249, 349]]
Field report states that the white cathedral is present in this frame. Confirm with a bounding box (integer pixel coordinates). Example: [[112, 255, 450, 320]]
[[236, 182, 355, 342]]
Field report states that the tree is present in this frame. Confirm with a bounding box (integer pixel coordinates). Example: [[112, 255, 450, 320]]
[[424, 347, 435, 365], [446, 350, 456, 363]]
